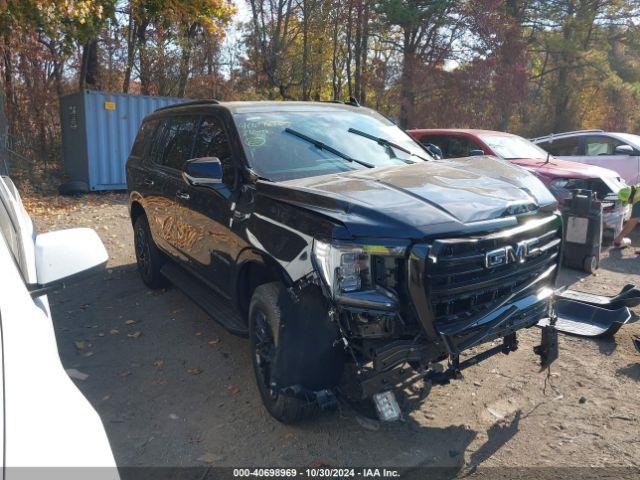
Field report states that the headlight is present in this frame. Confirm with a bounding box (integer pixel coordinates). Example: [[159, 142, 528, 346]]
[[312, 240, 405, 297]]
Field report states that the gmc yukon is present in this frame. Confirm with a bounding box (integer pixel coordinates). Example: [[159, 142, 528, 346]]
[[126, 101, 561, 423]]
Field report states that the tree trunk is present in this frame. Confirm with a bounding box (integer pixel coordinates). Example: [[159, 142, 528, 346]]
[[79, 38, 99, 90], [137, 20, 151, 95], [177, 23, 198, 97], [399, 31, 417, 129], [122, 12, 136, 93]]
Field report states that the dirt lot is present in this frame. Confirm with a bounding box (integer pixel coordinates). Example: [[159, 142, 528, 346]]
[[29, 193, 640, 475]]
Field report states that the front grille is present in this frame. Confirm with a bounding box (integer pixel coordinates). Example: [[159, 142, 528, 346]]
[[425, 214, 562, 326]]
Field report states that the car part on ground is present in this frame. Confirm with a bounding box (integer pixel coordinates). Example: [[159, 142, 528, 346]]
[[561, 190, 603, 273], [538, 283, 640, 338]]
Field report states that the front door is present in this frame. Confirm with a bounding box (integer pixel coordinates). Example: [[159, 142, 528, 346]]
[[174, 115, 241, 298], [574, 135, 640, 185]]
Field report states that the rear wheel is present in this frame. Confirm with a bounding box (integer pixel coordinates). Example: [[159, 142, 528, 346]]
[[133, 215, 168, 289], [249, 282, 318, 423], [583, 255, 598, 274]]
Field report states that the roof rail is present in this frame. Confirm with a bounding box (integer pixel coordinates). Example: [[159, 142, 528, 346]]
[[531, 129, 605, 142], [318, 98, 361, 107], [154, 99, 220, 112]]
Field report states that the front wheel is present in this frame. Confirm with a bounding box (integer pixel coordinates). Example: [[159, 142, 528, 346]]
[[133, 215, 168, 289], [249, 282, 318, 423]]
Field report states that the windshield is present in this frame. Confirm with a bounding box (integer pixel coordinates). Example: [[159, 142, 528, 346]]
[[480, 134, 549, 160], [614, 133, 640, 149], [233, 109, 431, 181]]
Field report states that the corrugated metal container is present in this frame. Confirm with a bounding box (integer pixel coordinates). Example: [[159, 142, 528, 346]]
[[59, 90, 187, 191]]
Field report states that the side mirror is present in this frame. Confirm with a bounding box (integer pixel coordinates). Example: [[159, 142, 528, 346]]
[[31, 228, 108, 296], [183, 157, 223, 186], [615, 145, 635, 156], [424, 143, 443, 159], [469, 149, 485, 156]]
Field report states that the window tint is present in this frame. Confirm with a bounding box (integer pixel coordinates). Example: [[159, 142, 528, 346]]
[[130, 119, 158, 157], [193, 116, 231, 161], [418, 135, 481, 159], [193, 116, 234, 184], [149, 118, 171, 165], [163, 117, 197, 170], [537, 137, 581, 156], [584, 135, 625, 156]]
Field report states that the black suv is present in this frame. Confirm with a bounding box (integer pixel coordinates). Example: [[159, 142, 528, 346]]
[[127, 100, 561, 423]]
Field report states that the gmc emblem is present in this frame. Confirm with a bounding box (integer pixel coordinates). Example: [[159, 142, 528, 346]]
[[485, 239, 541, 268]]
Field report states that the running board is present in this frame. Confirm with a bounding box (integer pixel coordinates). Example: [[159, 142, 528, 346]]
[[539, 298, 637, 338], [160, 262, 248, 337], [558, 283, 640, 310]]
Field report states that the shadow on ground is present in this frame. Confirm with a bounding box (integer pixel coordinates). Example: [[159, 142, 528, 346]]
[[50, 264, 518, 472]]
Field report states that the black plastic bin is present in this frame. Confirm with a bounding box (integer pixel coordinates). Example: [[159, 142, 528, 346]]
[[561, 189, 603, 273]]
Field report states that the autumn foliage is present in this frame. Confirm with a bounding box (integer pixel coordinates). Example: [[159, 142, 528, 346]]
[[1, 0, 639, 187]]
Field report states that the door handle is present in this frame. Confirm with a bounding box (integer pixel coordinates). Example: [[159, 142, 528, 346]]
[[143, 178, 154, 186], [177, 191, 191, 200]]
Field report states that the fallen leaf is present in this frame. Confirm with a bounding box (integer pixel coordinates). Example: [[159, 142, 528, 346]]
[[127, 331, 142, 339], [188, 367, 203, 375], [169, 413, 179, 420], [66, 368, 89, 381], [227, 384, 240, 395], [195, 331, 203, 336], [119, 371, 132, 377], [125, 320, 135, 325], [110, 329, 119, 335], [208, 339, 220, 346], [169, 308, 184, 316], [74, 340, 88, 351], [153, 359, 165, 369]]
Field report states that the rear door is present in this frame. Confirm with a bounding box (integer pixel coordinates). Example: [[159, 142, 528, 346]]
[[145, 115, 198, 259], [174, 114, 240, 297]]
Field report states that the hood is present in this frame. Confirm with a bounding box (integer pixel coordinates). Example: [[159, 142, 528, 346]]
[[256, 156, 557, 239], [510, 156, 621, 182]]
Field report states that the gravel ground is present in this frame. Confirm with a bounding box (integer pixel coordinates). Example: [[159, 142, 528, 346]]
[[29, 193, 640, 476]]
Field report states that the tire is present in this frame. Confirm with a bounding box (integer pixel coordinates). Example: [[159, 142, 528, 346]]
[[58, 180, 89, 195], [133, 214, 168, 289], [249, 282, 318, 423], [583, 255, 598, 274]]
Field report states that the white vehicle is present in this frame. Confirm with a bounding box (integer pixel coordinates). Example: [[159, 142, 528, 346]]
[[0, 174, 119, 478], [533, 129, 640, 185]]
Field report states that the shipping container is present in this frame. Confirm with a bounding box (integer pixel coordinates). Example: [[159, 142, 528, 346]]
[[59, 90, 187, 191]]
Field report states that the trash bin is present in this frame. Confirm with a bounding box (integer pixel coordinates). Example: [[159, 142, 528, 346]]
[[561, 189, 603, 273]]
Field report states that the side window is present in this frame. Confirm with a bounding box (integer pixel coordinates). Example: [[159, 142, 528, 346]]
[[192, 116, 234, 183], [538, 137, 581, 156], [584, 135, 624, 156], [446, 136, 482, 158], [130, 119, 157, 157], [419, 135, 480, 158], [162, 116, 197, 170], [418, 135, 447, 155], [149, 118, 171, 165]]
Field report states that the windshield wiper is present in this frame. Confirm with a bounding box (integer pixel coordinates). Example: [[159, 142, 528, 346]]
[[284, 128, 374, 168], [348, 128, 430, 162]]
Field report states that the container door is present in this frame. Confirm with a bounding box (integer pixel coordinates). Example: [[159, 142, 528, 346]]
[[175, 115, 241, 298]]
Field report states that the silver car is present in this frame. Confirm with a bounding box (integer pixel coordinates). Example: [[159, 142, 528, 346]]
[[532, 129, 640, 186]]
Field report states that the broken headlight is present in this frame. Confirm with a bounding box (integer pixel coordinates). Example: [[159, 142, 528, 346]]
[[312, 240, 405, 297]]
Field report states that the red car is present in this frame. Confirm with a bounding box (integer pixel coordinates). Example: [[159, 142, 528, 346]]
[[408, 128, 629, 239]]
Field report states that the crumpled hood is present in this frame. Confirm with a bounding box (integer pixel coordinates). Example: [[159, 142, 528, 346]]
[[257, 156, 557, 239]]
